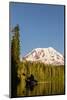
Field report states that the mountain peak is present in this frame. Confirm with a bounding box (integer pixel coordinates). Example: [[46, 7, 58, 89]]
[[23, 47, 64, 65]]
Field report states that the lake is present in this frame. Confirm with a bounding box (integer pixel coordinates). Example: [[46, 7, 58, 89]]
[[17, 78, 65, 97]]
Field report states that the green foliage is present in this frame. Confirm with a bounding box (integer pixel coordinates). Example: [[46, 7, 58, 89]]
[[18, 61, 64, 82], [11, 24, 20, 64], [17, 61, 64, 96], [11, 25, 20, 97]]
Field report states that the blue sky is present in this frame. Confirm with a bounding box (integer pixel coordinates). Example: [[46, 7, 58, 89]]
[[10, 2, 64, 56]]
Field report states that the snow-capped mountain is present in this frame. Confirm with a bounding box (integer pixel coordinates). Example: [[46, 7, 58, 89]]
[[23, 47, 64, 65]]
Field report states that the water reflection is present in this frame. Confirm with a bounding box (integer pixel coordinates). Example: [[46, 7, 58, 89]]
[[25, 81, 37, 91], [17, 79, 64, 97], [25, 74, 38, 91]]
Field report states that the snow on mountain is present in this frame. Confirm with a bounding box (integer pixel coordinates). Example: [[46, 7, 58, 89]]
[[23, 47, 64, 65]]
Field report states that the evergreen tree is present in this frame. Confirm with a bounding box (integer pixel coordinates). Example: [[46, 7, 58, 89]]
[[11, 24, 20, 97], [11, 24, 20, 64]]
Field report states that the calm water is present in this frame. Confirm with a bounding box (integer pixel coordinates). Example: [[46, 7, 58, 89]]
[[17, 79, 64, 97]]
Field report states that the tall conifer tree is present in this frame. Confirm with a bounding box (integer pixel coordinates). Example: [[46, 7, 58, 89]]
[[11, 24, 20, 97]]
